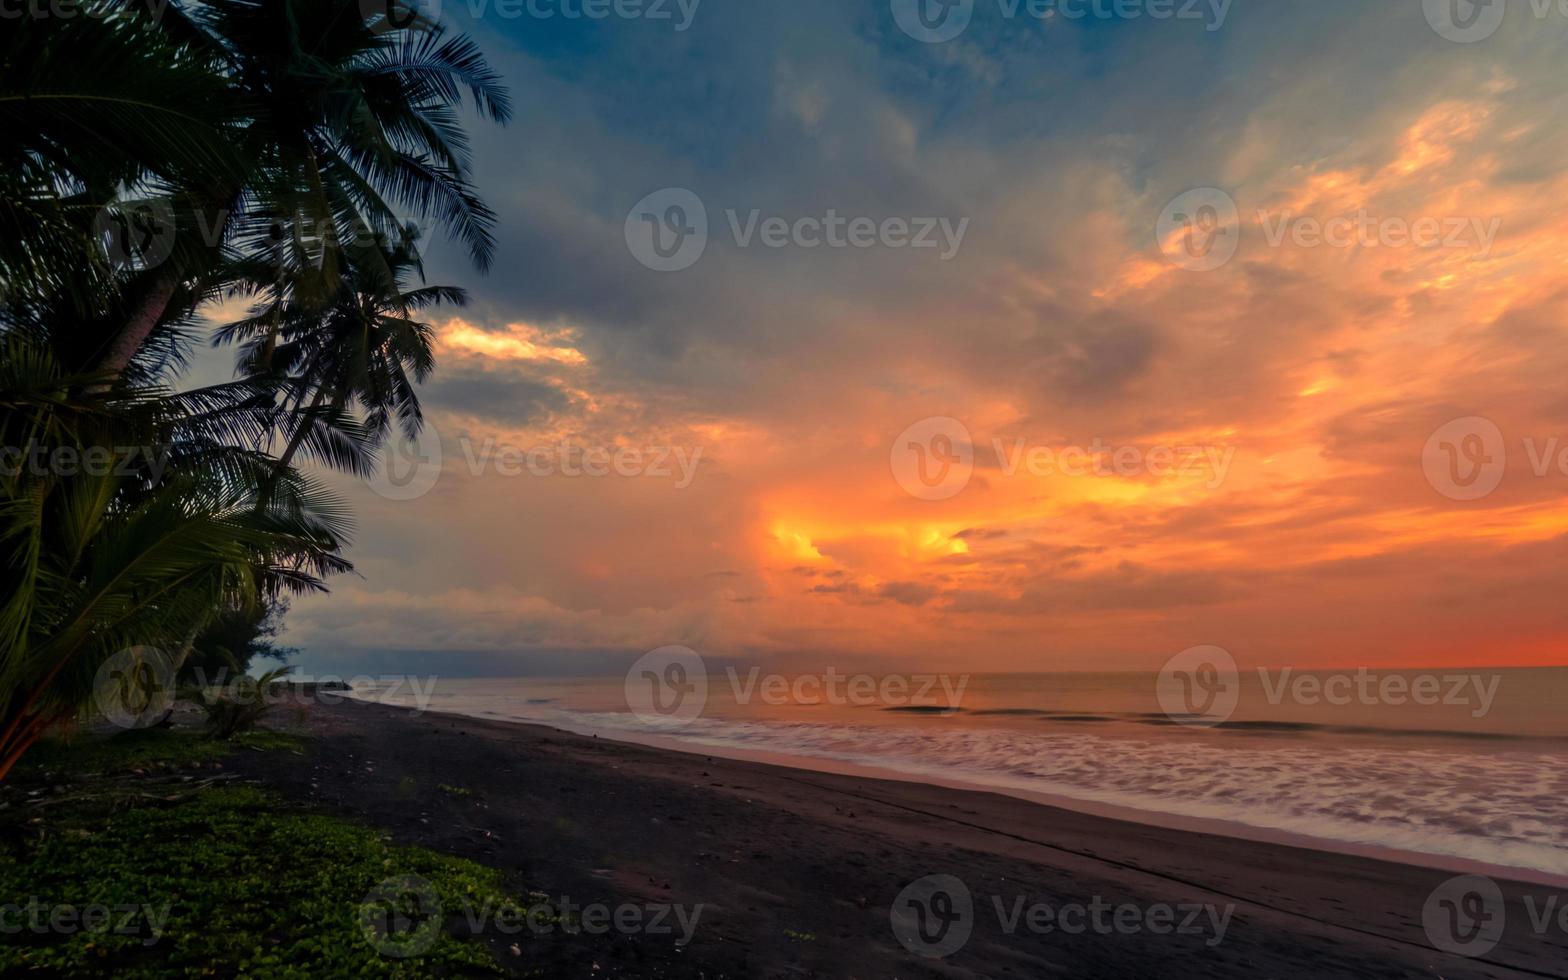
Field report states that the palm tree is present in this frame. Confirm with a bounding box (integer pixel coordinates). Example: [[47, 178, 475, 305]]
[[0, 5, 246, 333], [0, 335, 352, 780], [92, 0, 511, 379], [218, 234, 464, 482], [0, 0, 508, 779]]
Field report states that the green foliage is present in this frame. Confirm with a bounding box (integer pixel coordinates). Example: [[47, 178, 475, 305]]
[[0, 335, 352, 775], [0, 1, 246, 307], [181, 597, 297, 685], [219, 234, 464, 479], [15, 728, 306, 778], [17, 727, 239, 774], [0, 0, 509, 779], [185, 666, 293, 739], [0, 785, 512, 977]]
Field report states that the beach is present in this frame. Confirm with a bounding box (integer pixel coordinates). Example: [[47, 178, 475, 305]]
[[229, 699, 1568, 978]]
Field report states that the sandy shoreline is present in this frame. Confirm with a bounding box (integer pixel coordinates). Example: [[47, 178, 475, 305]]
[[499, 710, 1568, 891], [234, 700, 1568, 978]]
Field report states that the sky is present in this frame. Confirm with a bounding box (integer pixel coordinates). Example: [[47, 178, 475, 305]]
[[245, 0, 1568, 676]]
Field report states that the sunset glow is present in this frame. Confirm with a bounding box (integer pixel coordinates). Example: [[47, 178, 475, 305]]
[[269, 6, 1568, 677]]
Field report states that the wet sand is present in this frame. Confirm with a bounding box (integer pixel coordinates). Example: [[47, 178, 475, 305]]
[[232, 699, 1568, 978]]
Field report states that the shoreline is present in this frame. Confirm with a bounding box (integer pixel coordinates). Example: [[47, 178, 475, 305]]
[[354, 694, 1568, 889], [527, 714, 1568, 890], [228, 699, 1568, 978]]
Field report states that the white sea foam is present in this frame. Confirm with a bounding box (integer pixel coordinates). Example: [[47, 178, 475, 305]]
[[352, 682, 1568, 874]]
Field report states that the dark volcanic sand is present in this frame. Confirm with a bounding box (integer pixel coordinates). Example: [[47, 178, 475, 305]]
[[227, 700, 1567, 979]]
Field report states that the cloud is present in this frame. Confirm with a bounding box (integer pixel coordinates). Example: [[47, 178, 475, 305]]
[[282, 1, 1568, 673]]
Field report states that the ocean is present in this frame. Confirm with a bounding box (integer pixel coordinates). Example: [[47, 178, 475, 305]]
[[349, 666, 1568, 877]]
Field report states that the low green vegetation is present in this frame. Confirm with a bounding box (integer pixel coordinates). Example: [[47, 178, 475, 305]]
[[14, 727, 303, 776], [1, 731, 514, 977]]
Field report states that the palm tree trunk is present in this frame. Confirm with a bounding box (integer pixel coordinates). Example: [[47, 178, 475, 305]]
[[0, 650, 75, 783], [93, 191, 243, 380], [271, 384, 332, 479], [0, 712, 58, 783], [93, 268, 181, 377]]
